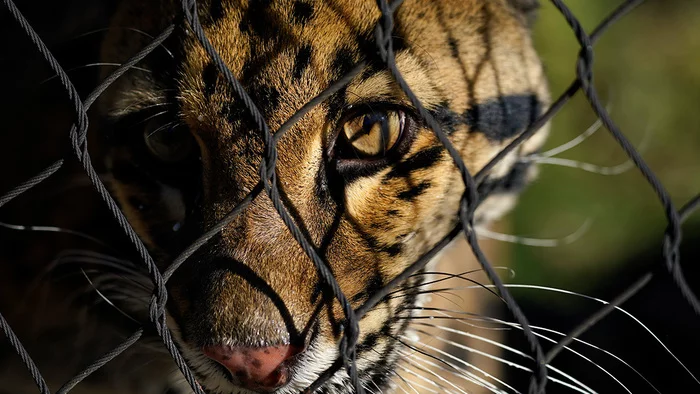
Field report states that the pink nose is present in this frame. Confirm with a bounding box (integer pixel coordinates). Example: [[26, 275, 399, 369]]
[[202, 344, 299, 391]]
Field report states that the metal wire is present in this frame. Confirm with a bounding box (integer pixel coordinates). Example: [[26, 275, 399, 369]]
[[1, 0, 698, 393]]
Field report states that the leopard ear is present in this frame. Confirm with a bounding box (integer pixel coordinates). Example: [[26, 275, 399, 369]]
[[507, 0, 540, 26]]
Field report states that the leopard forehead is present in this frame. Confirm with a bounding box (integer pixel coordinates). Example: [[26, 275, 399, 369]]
[[98, 0, 548, 392]]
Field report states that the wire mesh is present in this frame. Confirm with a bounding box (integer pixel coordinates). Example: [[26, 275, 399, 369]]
[[1, 0, 698, 393]]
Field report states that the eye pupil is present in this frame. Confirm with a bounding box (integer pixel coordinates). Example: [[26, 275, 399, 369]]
[[341, 109, 405, 159]]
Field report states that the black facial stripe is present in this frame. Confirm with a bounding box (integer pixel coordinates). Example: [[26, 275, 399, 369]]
[[465, 94, 541, 141], [396, 181, 430, 201], [430, 102, 464, 135], [293, 44, 313, 80], [384, 146, 444, 180], [426, 94, 541, 141], [448, 37, 460, 58], [381, 243, 402, 257], [350, 270, 384, 304], [477, 160, 533, 201], [291, 0, 314, 24], [356, 331, 380, 353]]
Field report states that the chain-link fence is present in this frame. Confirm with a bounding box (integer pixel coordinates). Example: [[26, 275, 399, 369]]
[[1, 0, 698, 393]]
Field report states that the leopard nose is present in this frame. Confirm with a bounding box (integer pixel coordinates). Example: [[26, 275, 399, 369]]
[[202, 344, 300, 392]]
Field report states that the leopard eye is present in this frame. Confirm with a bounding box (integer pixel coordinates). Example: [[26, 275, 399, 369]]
[[143, 120, 195, 163], [339, 109, 406, 159]]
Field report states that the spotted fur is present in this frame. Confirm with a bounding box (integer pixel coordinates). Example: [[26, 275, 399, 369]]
[[96, 0, 550, 392]]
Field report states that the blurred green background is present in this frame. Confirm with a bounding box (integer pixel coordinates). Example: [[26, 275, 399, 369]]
[[499, 0, 700, 302]]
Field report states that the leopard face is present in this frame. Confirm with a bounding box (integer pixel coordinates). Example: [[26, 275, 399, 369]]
[[97, 0, 549, 392]]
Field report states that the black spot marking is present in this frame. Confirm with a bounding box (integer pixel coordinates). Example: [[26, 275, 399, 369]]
[[385, 146, 444, 180], [293, 44, 313, 80], [202, 62, 218, 98], [365, 234, 379, 249], [397, 181, 430, 201], [387, 209, 400, 216], [465, 94, 540, 141], [291, 1, 314, 24], [233, 84, 280, 119], [239, 0, 275, 37], [251, 358, 262, 368], [254, 85, 281, 115], [382, 243, 402, 257], [448, 37, 460, 58], [332, 46, 357, 78], [368, 271, 383, 293], [208, 0, 225, 23]]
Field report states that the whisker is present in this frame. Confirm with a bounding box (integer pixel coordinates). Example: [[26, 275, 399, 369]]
[[40, 63, 151, 84], [126, 101, 173, 114], [406, 328, 597, 394], [539, 118, 604, 158], [409, 267, 513, 281], [69, 27, 175, 58], [48, 249, 150, 287], [397, 342, 512, 394], [396, 350, 484, 394], [526, 118, 654, 176], [135, 109, 172, 128], [395, 362, 458, 394], [390, 369, 421, 394], [480, 283, 700, 386], [394, 333, 509, 393], [406, 287, 685, 390], [0, 221, 113, 250], [390, 271, 506, 302], [120, 92, 176, 114], [147, 120, 182, 138], [393, 367, 442, 394], [79, 269, 140, 324], [398, 309, 512, 331], [476, 218, 592, 247], [527, 156, 636, 175], [416, 320, 632, 393], [413, 313, 656, 393]]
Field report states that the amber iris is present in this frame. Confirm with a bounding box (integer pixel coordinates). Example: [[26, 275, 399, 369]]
[[341, 110, 405, 158]]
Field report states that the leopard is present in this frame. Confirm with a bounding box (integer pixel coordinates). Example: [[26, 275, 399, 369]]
[[0, 0, 549, 393]]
